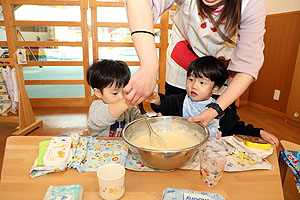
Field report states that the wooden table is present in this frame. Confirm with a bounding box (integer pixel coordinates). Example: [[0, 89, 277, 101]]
[[279, 140, 300, 184], [0, 136, 284, 200]]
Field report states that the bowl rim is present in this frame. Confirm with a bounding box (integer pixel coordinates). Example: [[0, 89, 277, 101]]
[[122, 116, 209, 153]]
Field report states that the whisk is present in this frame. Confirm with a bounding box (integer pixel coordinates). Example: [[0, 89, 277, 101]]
[[138, 103, 167, 147]]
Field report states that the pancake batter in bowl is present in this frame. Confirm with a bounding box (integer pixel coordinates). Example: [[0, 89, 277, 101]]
[[131, 130, 201, 150]]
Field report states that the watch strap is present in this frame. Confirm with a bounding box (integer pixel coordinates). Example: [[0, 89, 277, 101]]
[[206, 103, 225, 119]]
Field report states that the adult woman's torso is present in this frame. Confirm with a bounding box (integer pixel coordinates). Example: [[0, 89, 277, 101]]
[[165, 0, 249, 89]]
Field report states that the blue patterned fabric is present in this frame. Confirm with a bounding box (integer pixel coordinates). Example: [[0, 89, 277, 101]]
[[183, 95, 220, 136], [280, 150, 300, 192], [30, 133, 168, 178]]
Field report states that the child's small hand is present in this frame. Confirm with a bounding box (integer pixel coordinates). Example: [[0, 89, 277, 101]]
[[157, 112, 163, 117], [260, 130, 279, 147], [145, 92, 160, 105]]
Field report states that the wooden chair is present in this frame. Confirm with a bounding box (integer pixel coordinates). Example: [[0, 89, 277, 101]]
[[279, 140, 300, 184]]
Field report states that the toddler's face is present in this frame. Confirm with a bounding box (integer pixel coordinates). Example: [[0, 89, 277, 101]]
[[186, 73, 217, 102], [94, 82, 124, 104]]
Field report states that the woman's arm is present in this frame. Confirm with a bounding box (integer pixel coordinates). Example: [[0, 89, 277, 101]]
[[228, 0, 266, 80], [123, 0, 175, 104], [189, 0, 266, 126], [123, 0, 159, 104]]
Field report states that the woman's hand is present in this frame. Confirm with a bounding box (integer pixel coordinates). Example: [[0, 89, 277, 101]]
[[260, 130, 279, 147], [123, 66, 157, 104], [188, 108, 218, 126]]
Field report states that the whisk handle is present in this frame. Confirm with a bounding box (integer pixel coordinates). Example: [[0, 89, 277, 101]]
[[138, 102, 147, 115]]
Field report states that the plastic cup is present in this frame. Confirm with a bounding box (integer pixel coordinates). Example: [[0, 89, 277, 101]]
[[97, 163, 125, 200], [199, 151, 226, 187]]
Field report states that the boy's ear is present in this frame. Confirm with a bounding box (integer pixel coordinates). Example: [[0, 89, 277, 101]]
[[93, 88, 102, 99], [212, 85, 219, 93]]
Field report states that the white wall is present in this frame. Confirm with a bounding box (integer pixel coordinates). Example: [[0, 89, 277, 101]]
[[265, 0, 300, 14]]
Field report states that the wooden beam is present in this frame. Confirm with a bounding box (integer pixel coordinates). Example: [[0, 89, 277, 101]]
[[30, 98, 88, 107], [97, 22, 161, 29], [154, 24, 162, 29], [24, 61, 83, 66], [15, 61, 36, 130], [0, 58, 15, 62], [125, 61, 140, 66], [80, 0, 92, 105], [2, 0, 17, 56], [98, 42, 135, 47], [14, 21, 81, 27], [158, 11, 169, 93], [25, 80, 84, 85], [11, 120, 43, 136], [97, 22, 128, 28], [95, 2, 125, 7], [0, 41, 8, 46], [9, 0, 81, 6], [0, 116, 18, 123], [16, 41, 83, 47], [90, 0, 98, 61], [98, 42, 161, 48]]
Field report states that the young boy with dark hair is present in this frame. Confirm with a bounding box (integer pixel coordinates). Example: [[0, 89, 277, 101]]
[[146, 56, 278, 146], [86, 59, 142, 137]]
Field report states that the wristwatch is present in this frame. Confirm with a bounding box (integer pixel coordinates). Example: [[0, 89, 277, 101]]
[[206, 103, 225, 119]]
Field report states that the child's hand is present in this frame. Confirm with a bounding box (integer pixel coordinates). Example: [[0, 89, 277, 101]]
[[145, 92, 160, 105], [157, 112, 163, 117], [260, 130, 279, 147]]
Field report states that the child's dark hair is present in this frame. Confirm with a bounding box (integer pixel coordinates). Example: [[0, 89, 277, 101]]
[[86, 59, 130, 92], [187, 56, 228, 88]]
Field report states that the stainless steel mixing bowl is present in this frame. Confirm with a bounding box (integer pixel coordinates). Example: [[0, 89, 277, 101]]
[[122, 116, 209, 169]]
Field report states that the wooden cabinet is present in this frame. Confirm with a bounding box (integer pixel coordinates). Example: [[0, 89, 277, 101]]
[[286, 43, 300, 126]]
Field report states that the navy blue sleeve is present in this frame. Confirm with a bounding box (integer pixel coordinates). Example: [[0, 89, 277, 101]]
[[150, 93, 185, 116], [219, 101, 262, 137]]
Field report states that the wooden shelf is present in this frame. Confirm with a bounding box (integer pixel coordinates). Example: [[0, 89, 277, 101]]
[[0, 57, 43, 135]]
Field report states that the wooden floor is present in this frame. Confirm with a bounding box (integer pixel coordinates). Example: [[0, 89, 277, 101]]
[[1, 105, 300, 199]]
